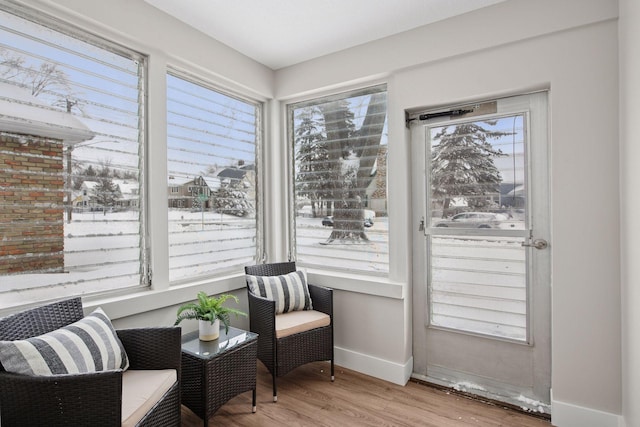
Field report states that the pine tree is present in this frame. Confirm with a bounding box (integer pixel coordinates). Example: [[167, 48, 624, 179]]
[[295, 107, 330, 217], [93, 177, 120, 215], [431, 121, 508, 213], [212, 187, 252, 217]]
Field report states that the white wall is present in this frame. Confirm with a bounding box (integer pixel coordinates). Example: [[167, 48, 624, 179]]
[[619, 0, 640, 426], [275, 0, 622, 425]]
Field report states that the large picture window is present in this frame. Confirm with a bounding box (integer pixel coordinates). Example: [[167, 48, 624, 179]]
[[0, 2, 146, 308], [289, 85, 388, 274], [167, 72, 261, 283]]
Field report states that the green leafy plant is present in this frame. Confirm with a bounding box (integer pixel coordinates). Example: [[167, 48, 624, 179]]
[[174, 292, 246, 334]]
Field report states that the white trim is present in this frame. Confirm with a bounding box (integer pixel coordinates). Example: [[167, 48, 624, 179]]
[[551, 392, 623, 427], [307, 269, 404, 299], [81, 273, 246, 320], [335, 346, 412, 386]]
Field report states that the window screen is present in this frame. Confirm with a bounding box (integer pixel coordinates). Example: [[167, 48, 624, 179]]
[[0, 2, 146, 308], [289, 85, 388, 274], [167, 72, 260, 283]]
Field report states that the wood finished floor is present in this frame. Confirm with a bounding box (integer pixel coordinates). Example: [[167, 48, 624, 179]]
[[180, 362, 553, 427]]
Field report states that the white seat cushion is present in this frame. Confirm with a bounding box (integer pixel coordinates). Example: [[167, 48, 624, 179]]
[[275, 310, 330, 339], [121, 369, 177, 427]]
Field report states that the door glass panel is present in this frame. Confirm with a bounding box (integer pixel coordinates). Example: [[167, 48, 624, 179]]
[[427, 114, 529, 342], [429, 115, 526, 230]]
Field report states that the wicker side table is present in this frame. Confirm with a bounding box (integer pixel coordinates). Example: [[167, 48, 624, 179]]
[[181, 327, 258, 427]]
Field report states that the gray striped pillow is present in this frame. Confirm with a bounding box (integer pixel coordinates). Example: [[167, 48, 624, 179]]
[[0, 307, 129, 376], [246, 270, 312, 314]]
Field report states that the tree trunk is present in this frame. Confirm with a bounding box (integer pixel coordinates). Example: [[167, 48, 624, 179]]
[[321, 92, 387, 243]]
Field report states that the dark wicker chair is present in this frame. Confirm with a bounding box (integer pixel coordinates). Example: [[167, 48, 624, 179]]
[[0, 297, 182, 427], [244, 261, 334, 402]]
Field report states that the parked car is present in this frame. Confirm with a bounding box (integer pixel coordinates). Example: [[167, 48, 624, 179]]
[[322, 216, 373, 227], [434, 212, 507, 228], [322, 216, 334, 226]]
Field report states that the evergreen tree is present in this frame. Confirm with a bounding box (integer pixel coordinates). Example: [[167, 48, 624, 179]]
[[212, 187, 252, 217], [430, 121, 508, 213], [295, 107, 330, 217], [93, 177, 120, 215]]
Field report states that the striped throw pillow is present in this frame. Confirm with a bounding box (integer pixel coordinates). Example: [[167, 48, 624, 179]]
[[246, 270, 312, 314], [0, 307, 129, 376]]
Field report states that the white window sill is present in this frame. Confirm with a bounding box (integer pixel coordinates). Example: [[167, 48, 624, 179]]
[[77, 269, 405, 321], [305, 268, 405, 299], [82, 273, 246, 320]]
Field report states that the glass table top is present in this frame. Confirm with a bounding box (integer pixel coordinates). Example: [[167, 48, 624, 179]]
[[181, 326, 258, 360]]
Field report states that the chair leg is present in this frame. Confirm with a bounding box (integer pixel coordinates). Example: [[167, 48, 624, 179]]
[[252, 388, 257, 413], [331, 358, 335, 381], [272, 374, 277, 402]]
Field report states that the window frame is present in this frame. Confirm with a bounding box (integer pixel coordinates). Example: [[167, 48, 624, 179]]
[[165, 68, 264, 284], [0, 0, 149, 308], [286, 84, 389, 276]]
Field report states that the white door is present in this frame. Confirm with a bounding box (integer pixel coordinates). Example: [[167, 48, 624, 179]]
[[410, 92, 551, 414]]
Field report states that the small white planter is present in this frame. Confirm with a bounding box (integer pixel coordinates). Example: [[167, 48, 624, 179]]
[[198, 318, 220, 341]]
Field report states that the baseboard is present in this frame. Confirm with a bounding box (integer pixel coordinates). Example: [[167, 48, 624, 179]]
[[551, 392, 623, 427], [334, 346, 413, 386]]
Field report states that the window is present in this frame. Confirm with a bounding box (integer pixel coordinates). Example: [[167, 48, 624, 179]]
[[288, 85, 388, 274], [427, 113, 529, 340], [167, 72, 261, 283], [0, 2, 146, 308]]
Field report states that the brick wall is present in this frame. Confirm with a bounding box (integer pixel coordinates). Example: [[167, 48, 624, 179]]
[[0, 133, 65, 274]]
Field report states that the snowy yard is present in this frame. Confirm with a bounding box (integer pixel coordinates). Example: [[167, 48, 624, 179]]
[[295, 215, 389, 273]]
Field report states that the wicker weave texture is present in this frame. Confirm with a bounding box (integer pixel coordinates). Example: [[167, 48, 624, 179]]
[[0, 297, 84, 343], [244, 262, 335, 396], [181, 337, 258, 425], [245, 261, 296, 277], [277, 325, 333, 376], [0, 298, 182, 427]]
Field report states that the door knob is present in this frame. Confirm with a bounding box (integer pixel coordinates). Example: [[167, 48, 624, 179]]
[[522, 238, 548, 250]]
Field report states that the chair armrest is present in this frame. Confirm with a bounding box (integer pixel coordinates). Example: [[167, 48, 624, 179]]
[[309, 283, 333, 317], [117, 327, 181, 375], [0, 370, 122, 426], [247, 291, 276, 338]]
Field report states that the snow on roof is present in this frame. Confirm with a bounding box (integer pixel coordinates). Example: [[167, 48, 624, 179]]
[[168, 176, 192, 186], [82, 180, 99, 189], [0, 82, 94, 144], [203, 176, 220, 189], [113, 179, 138, 195]]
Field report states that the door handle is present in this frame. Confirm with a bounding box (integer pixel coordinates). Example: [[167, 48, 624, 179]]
[[522, 238, 548, 250]]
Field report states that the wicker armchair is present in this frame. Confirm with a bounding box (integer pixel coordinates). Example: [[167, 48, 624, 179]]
[[0, 297, 182, 427], [245, 262, 334, 402]]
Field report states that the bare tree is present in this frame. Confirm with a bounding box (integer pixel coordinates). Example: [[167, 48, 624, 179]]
[[1, 48, 72, 100]]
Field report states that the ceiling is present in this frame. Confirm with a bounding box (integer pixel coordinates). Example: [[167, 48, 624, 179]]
[[143, 0, 507, 70]]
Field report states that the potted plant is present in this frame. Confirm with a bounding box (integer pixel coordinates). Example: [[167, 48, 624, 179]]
[[174, 291, 246, 341]]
